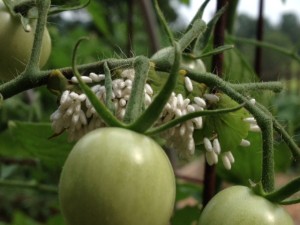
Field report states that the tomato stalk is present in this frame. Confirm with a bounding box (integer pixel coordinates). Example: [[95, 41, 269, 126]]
[[230, 81, 283, 93], [146, 103, 245, 136], [123, 57, 150, 123], [264, 176, 300, 203], [25, 0, 50, 73], [128, 42, 181, 133], [103, 62, 115, 114], [153, 0, 174, 45], [0, 179, 58, 193]]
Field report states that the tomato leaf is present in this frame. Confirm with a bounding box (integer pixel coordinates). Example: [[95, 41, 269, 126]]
[[194, 94, 250, 151], [0, 121, 73, 170]]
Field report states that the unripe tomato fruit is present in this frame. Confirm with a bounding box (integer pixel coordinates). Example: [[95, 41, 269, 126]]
[[59, 128, 176, 225], [0, 0, 51, 81], [198, 186, 294, 225], [151, 47, 206, 73], [182, 55, 206, 73]]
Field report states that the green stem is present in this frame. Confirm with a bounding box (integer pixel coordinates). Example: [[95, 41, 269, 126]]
[[146, 103, 245, 135], [265, 177, 300, 203], [25, 0, 50, 73], [280, 198, 300, 205], [232, 36, 300, 63], [230, 81, 283, 93], [0, 179, 58, 193], [151, 19, 206, 70], [154, 0, 174, 45], [260, 115, 275, 192], [129, 42, 181, 133], [123, 57, 150, 123], [273, 118, 300, 159], [48, 0, 91, 15], [197, 44, 234, 58], [0, 58, 135, 100], [255, 101, 300, 159], [103, 62, 115, 114]]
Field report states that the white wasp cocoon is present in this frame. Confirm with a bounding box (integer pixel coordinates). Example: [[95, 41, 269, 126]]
[[206, 151, 218, 166], [250, 124, 261, 132], [145, 83, 154, 95], [243, 117, 257, 124], [69, 92, 79, 100], [240, 139, 251, 147], [60, 90, 70, 105], [225, 151, 235, 163], [203, 93, 220, 103], [98, 74, 105, 81], [78, 94, 86, 102], [184, 77, 193, 92], [203, 137, 213, 152], [250, 98, 256, 105], [194, 97, 206, 108], [212, 138, 221, 154], [222, 154, 232, 170], [89, 72, 102, 82]]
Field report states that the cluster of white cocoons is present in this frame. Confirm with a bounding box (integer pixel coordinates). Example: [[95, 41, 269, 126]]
[[50, 69, 259, 169], [50, 69, 206, 155]]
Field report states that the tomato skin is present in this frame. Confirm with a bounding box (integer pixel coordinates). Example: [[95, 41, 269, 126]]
[[0, 1, 51, 81], [59, 128, 176, 225], [198, 186, 294, 225], [151, 47, 206, 73], [182, 56, 206, 73]]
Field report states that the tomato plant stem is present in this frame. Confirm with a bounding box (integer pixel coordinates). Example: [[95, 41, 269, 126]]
[[129, 42, 181, 133], [25, 0, 50, 73], [0, 179, 58, 193], [265, 176, 300, 203], [154, 0, 174, 45], [103, 62, 115, 114], [124, 57, 150, 123], [146, 103, 244, 136]]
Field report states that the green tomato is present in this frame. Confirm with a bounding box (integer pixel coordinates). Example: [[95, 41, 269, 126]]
[[0, 0, 51, 81], [181, 55, 206, 73], [151, 47, 206, 73], [59, 128, 176, 225], [198, 186, 294, 225]]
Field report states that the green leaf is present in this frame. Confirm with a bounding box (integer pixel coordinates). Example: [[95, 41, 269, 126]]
[[224, 47, 259, 82], [87, 1, 110, 38], [176, 182, 202, 202], [217, 132, 262, 185], [11, 211, 41, 225], [194, 94, 250, 151], [171, 206, 200, 225], [179, 0, 190, 5], [0, 121, 73, 170]]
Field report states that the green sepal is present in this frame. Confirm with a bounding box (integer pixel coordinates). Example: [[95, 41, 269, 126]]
[[3, 0, 38, 32], [48, 0, 91, 15], [47, 70, 71, 96], [194, 94, 250, 151]]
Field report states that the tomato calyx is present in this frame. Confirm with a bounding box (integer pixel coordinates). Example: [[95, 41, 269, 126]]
[[2, 0, 38, 32], [250, 177, 300, 206], [263, 176, 300, 205]]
